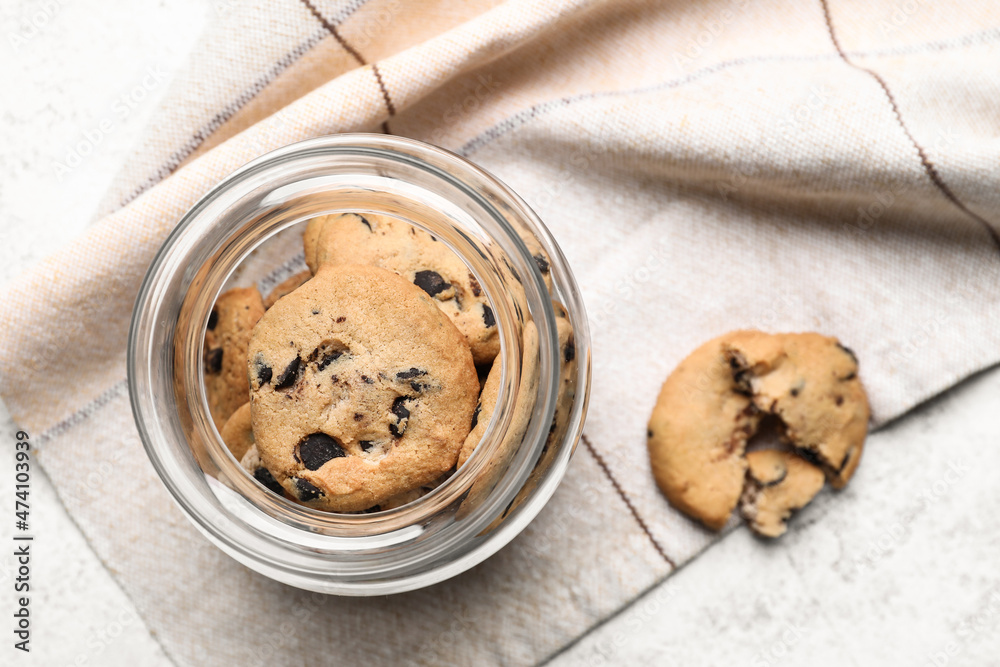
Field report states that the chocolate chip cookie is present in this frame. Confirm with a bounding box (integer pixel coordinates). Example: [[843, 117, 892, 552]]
[[647, 332, 759, 531], [307, 212, 500, 364], [455, 320, 541, 521], [480, 311, 578, 531], [647, 330, 869, 533], [204, 286, 265, 431], [458, 310, 576, 468], [247, 263, 479, 512]]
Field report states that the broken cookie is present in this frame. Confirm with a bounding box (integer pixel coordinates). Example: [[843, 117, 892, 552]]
[[647, 330, 869, 535]]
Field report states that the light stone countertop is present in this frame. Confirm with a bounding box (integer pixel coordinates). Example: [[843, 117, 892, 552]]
[[1, 2, 997, 665]]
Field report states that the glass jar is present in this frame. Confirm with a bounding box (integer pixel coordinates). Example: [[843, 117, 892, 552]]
[[128, 134, 590, 595]]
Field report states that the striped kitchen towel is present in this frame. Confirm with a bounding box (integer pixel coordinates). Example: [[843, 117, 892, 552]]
[[2, 0, 999, 664]]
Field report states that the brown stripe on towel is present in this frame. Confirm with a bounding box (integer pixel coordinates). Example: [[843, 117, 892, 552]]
[[819, 0, 1000, 256], [299, 0, 366, 65], [300, 0, 396, 134], [582, 434, 676, 568]]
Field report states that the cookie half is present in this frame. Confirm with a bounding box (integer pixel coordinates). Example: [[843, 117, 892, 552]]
[[647, 333, 761, 530]]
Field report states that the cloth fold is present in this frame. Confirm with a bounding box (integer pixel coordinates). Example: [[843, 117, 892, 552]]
[[3, 0, 1000, 664]]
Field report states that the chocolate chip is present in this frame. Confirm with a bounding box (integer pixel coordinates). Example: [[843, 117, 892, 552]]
[[838, 449, 853, 472], [501, 496, 516, 519], [207, 309, 218, 330], [396, 367, 426, 380], [317, 350, 344, 371], [294, 478, 323, 501], [354, 413, 364, 421], [795, 447, 824, 469], [389, 397, 411, 438], [274, 357, 301, 390], [836, 342, 858, 365], [414, 270, 450, 297], [835, 395, 844, 406], [311, 308, 320, 315], [410, 381, 427, 392], [470, 403, 482, 430], [727, 353, 754, 396], [482, 304, 495, 328], [254, 356, 272, 385], [336, 316, 346, 323], [358, 214, 372, 231], [564, 341, 575, 363], [360, 440, 375, 452], [205, 348, 223, 374], [253, 467, 284, 496], [307, 342, 349, 371], [297, 433, 346, 470], [790, 387, 800, 397], [392, 399, 411, 420], [760, 468, 788, 488], [469, 273, 482, 297], [647, 429, 653, 438], [533, 253, 550, 275], [361, 375, 374, 384]]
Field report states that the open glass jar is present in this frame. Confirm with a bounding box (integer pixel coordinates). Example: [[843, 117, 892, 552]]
[[128, 134, 590, 595]]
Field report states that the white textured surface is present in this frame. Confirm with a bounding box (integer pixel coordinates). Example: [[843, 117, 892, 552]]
[[0, 1, 205, 664], [0, 1, 998, 665]]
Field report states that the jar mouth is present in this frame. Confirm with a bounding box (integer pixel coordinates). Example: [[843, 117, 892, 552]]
[[128, 134, 591, 594]]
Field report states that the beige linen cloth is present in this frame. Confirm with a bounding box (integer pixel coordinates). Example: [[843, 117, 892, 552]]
[[3, 0, 1000, 664]]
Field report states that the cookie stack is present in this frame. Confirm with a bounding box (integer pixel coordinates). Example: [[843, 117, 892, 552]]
[[203, 213, 570, 514]]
